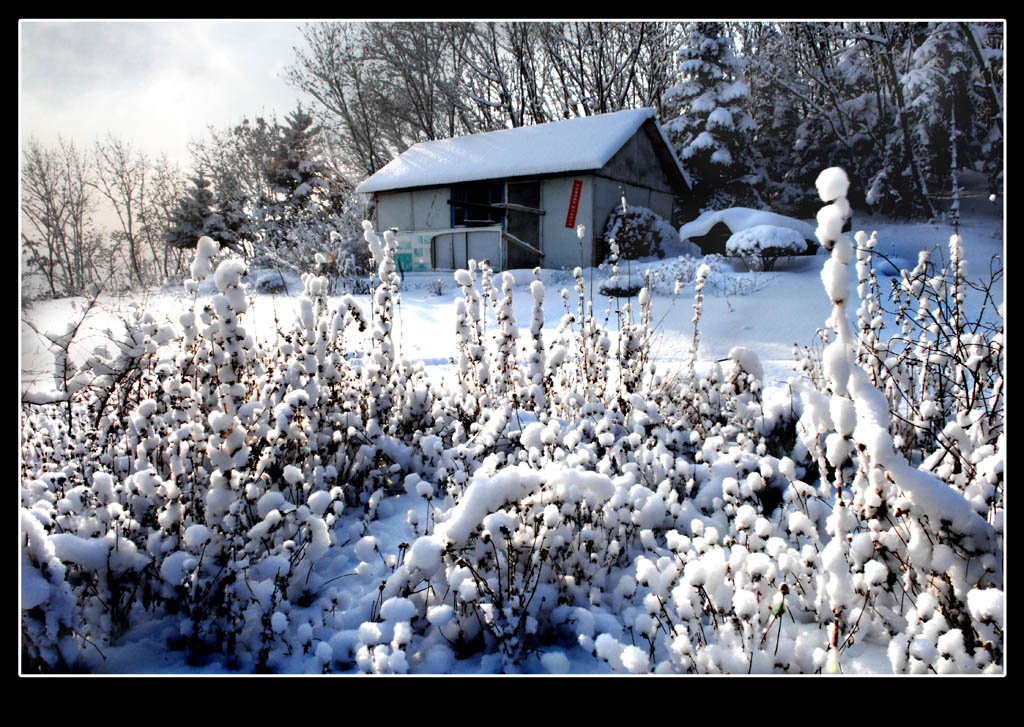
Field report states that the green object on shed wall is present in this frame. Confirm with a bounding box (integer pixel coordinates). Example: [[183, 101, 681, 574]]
[[395, 234, 433, 271]]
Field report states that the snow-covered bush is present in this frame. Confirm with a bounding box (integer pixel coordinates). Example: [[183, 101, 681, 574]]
[[20, 238, 355, 670], [597, 236, 643, 299], [642, 254, 718, 295], [640, 254, 773, 302], [725, 224, 812, 271], [788, 167, 1003, 673], [601, 204, 684, 261]]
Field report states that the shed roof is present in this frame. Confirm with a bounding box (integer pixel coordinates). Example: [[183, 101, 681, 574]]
[[356, 108, 688, 194]]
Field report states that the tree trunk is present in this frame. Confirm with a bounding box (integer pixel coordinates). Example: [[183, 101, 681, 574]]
[[959, 22, 1003, 139], [876, 25, 937, 219]]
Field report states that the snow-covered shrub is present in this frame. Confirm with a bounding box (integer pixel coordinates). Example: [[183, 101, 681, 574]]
[[640, 253, 772, 299], [642, 255, 713, 295], [601, 204, 681, 261], [320, 230, 374, 296], [19, 238, 364, 671], [679, 207, 816, 254], [426, 277, 446, 296], [21, 507, 80, 671], [854, 232, 1004, 492], [789, 167, 1003, 674], [597, 280, 643, 299], [249, 217, 373, 297], [407, 465, 620, 667], [725, 224, 812, 271], [597, 235, 643, 300]]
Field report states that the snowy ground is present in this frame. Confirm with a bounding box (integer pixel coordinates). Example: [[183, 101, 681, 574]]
[[22, 193, 1004, 405], [19, 185, 1003, 675]]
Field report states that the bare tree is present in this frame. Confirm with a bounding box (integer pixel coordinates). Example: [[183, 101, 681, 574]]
[[143, 154, 190, 280], [287, 21, 676, 179], [21, 137, 104, 299], [360, 22, 465, 142], [92, 135, 153, 289], [540, 22, 670, 117], [286, 23, 412, 177], [448, 22, 674, 128], [445, 22, 555, 131]]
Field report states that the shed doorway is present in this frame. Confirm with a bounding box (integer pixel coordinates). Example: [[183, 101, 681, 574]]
[[504, 181, 543, 269]]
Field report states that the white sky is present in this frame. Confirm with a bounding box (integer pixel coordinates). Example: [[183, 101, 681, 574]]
[[19, 19, 313, 168]]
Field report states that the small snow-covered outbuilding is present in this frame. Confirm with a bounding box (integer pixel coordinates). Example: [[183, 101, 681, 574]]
[[677, 207, 818, 258], [355, 108, 690, 271]]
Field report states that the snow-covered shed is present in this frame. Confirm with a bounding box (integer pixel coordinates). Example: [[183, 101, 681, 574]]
[[355, 108, 691, 271]]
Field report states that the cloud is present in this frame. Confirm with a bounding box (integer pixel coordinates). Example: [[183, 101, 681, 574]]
[[20, 20, 307, 165]]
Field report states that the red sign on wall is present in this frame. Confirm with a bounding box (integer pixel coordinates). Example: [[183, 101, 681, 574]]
[[565, 179, 583, 228]]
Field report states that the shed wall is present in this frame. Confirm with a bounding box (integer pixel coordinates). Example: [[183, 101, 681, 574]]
[[376, 190, 412, 230], [412, 188, 451, 229], [540, 175, 594, 269], [377, 177, 598, 271], [588, 123, 686, 260], [368, 120, 688, 270], [375, 188, 450, 231], [374, 153, 683, 270], [595, 121, 682, 224]]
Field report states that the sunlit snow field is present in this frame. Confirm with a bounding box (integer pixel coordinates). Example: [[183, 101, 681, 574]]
[[23, 197, 1004, 404]]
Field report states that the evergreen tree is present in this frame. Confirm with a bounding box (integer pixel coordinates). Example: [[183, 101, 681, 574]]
[[162, 172, 216, 251], [661, 22, 762, 212], [790, 25, 889, 214], [249, 105, 345, 272], [730, 23, 815, 215], [255, 106, 331, 258], [897, 24, 965, 199], [958, 22, 1003, 195], [162, 172, 245, 255], [902, 22, 1000, 197], [211, 175, 253, 257]]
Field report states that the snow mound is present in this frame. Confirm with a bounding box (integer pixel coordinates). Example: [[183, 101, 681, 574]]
[[679, 208, 815, 243], [726, 346, 764, 382], [816, 167, 850, 202]]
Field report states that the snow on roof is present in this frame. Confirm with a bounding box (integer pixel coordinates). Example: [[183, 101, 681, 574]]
[[356, 108, 681, 194]]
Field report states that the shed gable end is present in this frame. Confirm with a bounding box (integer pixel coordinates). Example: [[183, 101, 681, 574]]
[[598, 120, 689, 196]]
